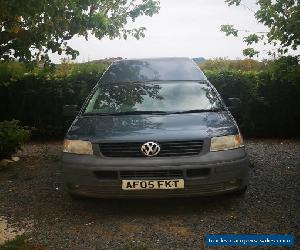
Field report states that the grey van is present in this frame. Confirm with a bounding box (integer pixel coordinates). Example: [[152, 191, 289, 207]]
[[62, 57, 249, 198]]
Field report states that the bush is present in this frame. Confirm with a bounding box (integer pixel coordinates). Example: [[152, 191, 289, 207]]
[[0, 120, 30, 159], [257, 56, 300, 137], [0, 62, 107, 139], [204, 69, 264, 136], [0, 61, 29, 82], [199, 58, 267, 72], [204, 56, 300, 138]]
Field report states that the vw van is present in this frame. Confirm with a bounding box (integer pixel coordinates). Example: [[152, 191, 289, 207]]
[[62, 57, 249, 198]]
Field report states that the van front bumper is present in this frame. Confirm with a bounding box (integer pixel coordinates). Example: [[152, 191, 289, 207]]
[[62, 148, 249, 198]]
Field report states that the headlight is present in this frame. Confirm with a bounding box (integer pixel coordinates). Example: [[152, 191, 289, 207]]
[[63, 139, 93, 155], [210, 134, 244, 152]]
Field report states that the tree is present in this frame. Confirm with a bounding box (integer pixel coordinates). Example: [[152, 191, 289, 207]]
[[221, 0, 300, 57], [0, 0, 160, 63]]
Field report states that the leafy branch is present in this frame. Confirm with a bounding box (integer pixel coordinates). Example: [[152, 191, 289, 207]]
[[0, 0, 160, 64], [221, 0, 300, 57]]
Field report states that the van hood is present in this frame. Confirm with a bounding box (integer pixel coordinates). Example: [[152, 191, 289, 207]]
[[66, 111, 238, 142]]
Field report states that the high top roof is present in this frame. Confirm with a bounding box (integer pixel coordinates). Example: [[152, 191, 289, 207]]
[[100, 57, 207, 83]]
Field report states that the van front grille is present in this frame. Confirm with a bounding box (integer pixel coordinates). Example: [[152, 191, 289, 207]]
[[99, 140, 204, 157]]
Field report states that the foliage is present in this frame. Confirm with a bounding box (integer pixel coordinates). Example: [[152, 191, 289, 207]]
[[256, 56, 300, 137], [0, 62, 107, 139], [204, 69, 263, 135], [0, 235, 41, 250], [242, 48, 259, 58], [0, 0, 160, 63], [199, 58, 267, 71], [204, 56, 300, 137], [0, 61, 29, 82], [122, 240, 149, 250], [220, 24, 238, 37], [221, 0, 300, 57], [0, 120, 30, 159]]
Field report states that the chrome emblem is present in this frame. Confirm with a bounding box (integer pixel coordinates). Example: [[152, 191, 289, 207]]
[[141, 141, 160, 156]]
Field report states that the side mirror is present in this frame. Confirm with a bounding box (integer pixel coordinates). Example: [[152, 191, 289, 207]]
[[63, 105, 79, 118], [226, 98, 241, 113]]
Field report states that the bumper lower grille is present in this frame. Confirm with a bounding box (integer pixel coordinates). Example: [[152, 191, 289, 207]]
[[94, 168, 210, 180], [120, 170, 183, 179], [99, 140, 204, 157]]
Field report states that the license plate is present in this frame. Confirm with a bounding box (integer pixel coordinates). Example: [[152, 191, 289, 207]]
[[121, 179, 184, 190]]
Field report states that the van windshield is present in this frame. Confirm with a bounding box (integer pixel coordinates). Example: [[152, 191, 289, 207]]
[[83, 82, 223, 115]]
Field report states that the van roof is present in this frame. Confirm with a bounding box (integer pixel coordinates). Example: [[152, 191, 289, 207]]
[[99, 57, 207, 83]]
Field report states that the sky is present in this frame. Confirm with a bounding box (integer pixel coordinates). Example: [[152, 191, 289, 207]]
[[52, 0, 270, 63]]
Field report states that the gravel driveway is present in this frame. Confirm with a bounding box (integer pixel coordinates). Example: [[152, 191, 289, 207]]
[[0, 140, 299, 249]]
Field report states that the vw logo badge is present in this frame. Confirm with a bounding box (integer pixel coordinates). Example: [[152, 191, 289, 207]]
[[141, 141, 160, 156]]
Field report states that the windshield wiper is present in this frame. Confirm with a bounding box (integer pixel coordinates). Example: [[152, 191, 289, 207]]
[[83, 109, 224, 116], [110, 111, 170, 115], [83, 111, 169, 116], [83, 112, 113, 116], [168, 109, 224, 114]]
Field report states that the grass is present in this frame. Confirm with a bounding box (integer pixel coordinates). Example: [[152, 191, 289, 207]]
[[0, 236, 42, 250], [120, 240, 150, 250]]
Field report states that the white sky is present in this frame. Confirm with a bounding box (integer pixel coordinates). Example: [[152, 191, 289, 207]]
[[51, 0, 271, 63]]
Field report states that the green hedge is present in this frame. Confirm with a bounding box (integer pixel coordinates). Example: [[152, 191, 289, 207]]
[[204, 56, 300, 137], [0, 57, 299, 138], [0, 62, 107, 139]]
